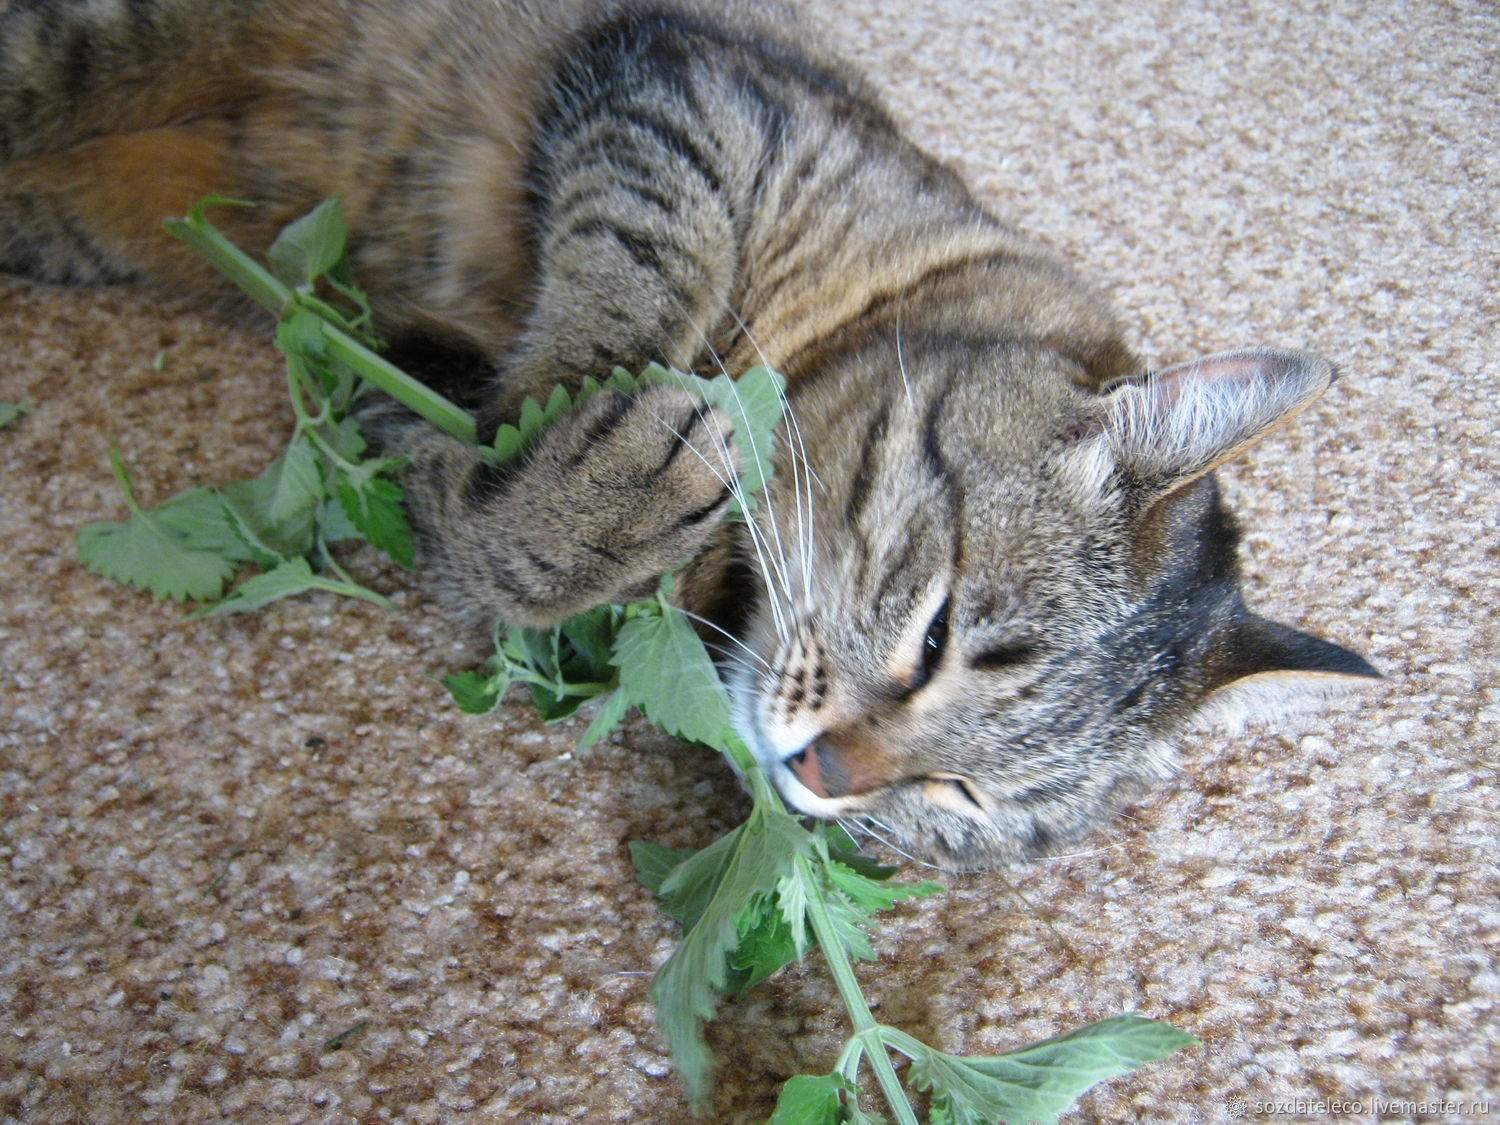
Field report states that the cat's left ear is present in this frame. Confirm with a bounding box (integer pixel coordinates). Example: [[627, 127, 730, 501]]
[[1094, 347, 1336, 500], [1197, 612, 1381, 728]]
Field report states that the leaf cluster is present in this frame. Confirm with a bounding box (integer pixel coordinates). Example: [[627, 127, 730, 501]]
[[75, 199, 413, 612]]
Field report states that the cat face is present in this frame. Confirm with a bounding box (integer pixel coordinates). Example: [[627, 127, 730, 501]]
[[728, 341, 1378, 869]]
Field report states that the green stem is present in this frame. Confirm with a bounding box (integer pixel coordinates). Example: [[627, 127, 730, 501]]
[[164, 204, 477, 445], [318, 325, 476, 444], [504, 667, 614, 697], [106, 443, 143, 516], [796, 852, 919, 1125]]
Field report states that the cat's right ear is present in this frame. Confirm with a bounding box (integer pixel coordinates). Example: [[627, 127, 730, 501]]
[[1083, 347, 1337, 504]]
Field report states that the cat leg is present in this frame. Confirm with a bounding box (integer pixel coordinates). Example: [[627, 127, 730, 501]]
[[358, 387, 738, 628], [471, 17, 775, 433]]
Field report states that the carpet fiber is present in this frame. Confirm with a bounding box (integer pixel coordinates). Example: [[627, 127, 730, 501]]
[[2, 1, 1495, 1120]]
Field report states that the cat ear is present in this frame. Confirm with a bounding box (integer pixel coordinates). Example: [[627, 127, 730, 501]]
[[1196, 613, 1381, 730], [1096, 348, 1336, 498]]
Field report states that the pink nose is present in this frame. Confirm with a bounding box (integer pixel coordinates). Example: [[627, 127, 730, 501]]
[[787, 744, 827, 797]]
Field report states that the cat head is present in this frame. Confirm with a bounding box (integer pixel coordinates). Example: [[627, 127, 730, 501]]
[[728, 340, 1378, 869]]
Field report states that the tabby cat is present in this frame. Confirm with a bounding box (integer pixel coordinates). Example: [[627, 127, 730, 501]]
[[0, 0, 1378, 868]]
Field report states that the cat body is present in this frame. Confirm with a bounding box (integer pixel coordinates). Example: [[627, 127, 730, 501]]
[[0, 0, 1377, 867]]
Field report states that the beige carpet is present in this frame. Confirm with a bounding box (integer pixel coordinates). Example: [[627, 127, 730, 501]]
[[2, 0, 1496, 1120]]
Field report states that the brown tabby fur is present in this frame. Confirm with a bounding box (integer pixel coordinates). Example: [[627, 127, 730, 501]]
[[0, 0, 1377, 867]]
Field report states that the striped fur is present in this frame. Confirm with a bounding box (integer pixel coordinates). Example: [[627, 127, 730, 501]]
[[1, 0, 1376, 868]]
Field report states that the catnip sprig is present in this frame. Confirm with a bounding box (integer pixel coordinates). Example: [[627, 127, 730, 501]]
[[77, 199, 429, 611], [82, 197, 1196, 1121]]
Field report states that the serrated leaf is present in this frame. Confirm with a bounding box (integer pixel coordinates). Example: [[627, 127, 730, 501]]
[[444, 669, 505, 714], [517, 397, 546, 443], [77, 512, 237, 601], [219, 437, 324, 562], [336, 473, 414, 569], [490, 424, 525, 464], [770, 1072, 859, 1125], [151, 486, 254, 562], [824, 860, 942, 915], [649, 803, 814, 1110], [728, 892, 798, 995], [560, 605, 616, 678], [202, 557, 330, 616], [611, 608, 733, 751], [266, 196, 346, 286], [816, 823, 900, 881], [894, 1015, 1196, 1125], [576, 686, 629, 750], [775, 869, 811, 958], [628, 839, 698, 897], [329, 415, 367, 461], [542, 382, 572, 427], [318, 496, 361, 542], [652, 825, 742, 929], [575, 374, 603, 407]]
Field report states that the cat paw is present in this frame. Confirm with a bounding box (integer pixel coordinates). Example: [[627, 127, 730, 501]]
[[529, 384, 741, 573]]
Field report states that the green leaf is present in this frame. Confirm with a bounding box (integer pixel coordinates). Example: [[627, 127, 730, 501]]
[[329, 415, 367, 462], [444, 668, 505, 715], [489, 423, 525, 464], [892, 1015, 1197, 1125], [824, 860, 942, 915], [542, 382, 572, 428], [575, 686, 630, 750], [318, 496, 362, 543], [627, 839, 698, 897], [649, 802, 814, 1110], [335, 471, 414, 569], [266, 196, 347, 286], [151, 486, 254, 562], [77, 511, 237, 602], [202, 557, 328, 615], [559, 605, 616, 678], [728, 892, 799, 995], [770, 1072, 860, 1125], [219, 436, 324, 560], [775, 869, 811, 959], [0, 401, 29, 429], [276, 310, 329, 363], [611, 608, 734, 751], [517, 396, 547, 443], [698, 364, 786, 507], [76, 450, 237, 601]]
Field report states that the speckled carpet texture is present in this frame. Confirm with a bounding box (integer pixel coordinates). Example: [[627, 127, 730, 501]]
[[2, 0, 1496, 1121]]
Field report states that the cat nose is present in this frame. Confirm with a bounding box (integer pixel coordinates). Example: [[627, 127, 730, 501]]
[[786, 742, 836, 798], [784, 731, 894, 799]]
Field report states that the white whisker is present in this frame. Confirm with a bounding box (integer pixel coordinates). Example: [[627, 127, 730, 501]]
[[643, 401, 790, 641], [677, 608, 771, 670], [725, 308, 820, 610]]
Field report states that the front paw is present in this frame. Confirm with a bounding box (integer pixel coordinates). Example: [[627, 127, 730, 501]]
[[534, 384, 742, 569]]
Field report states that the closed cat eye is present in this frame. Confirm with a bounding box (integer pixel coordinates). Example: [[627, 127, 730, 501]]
[[924, 774, 989, 815], [970, 639, 1038, 670]]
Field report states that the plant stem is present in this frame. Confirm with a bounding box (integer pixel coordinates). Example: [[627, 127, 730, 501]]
[[164, 206, 477, 445], [796, 851, 919, 1125], [318, 325, 476, 444], [106, 444, 142, 516]]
